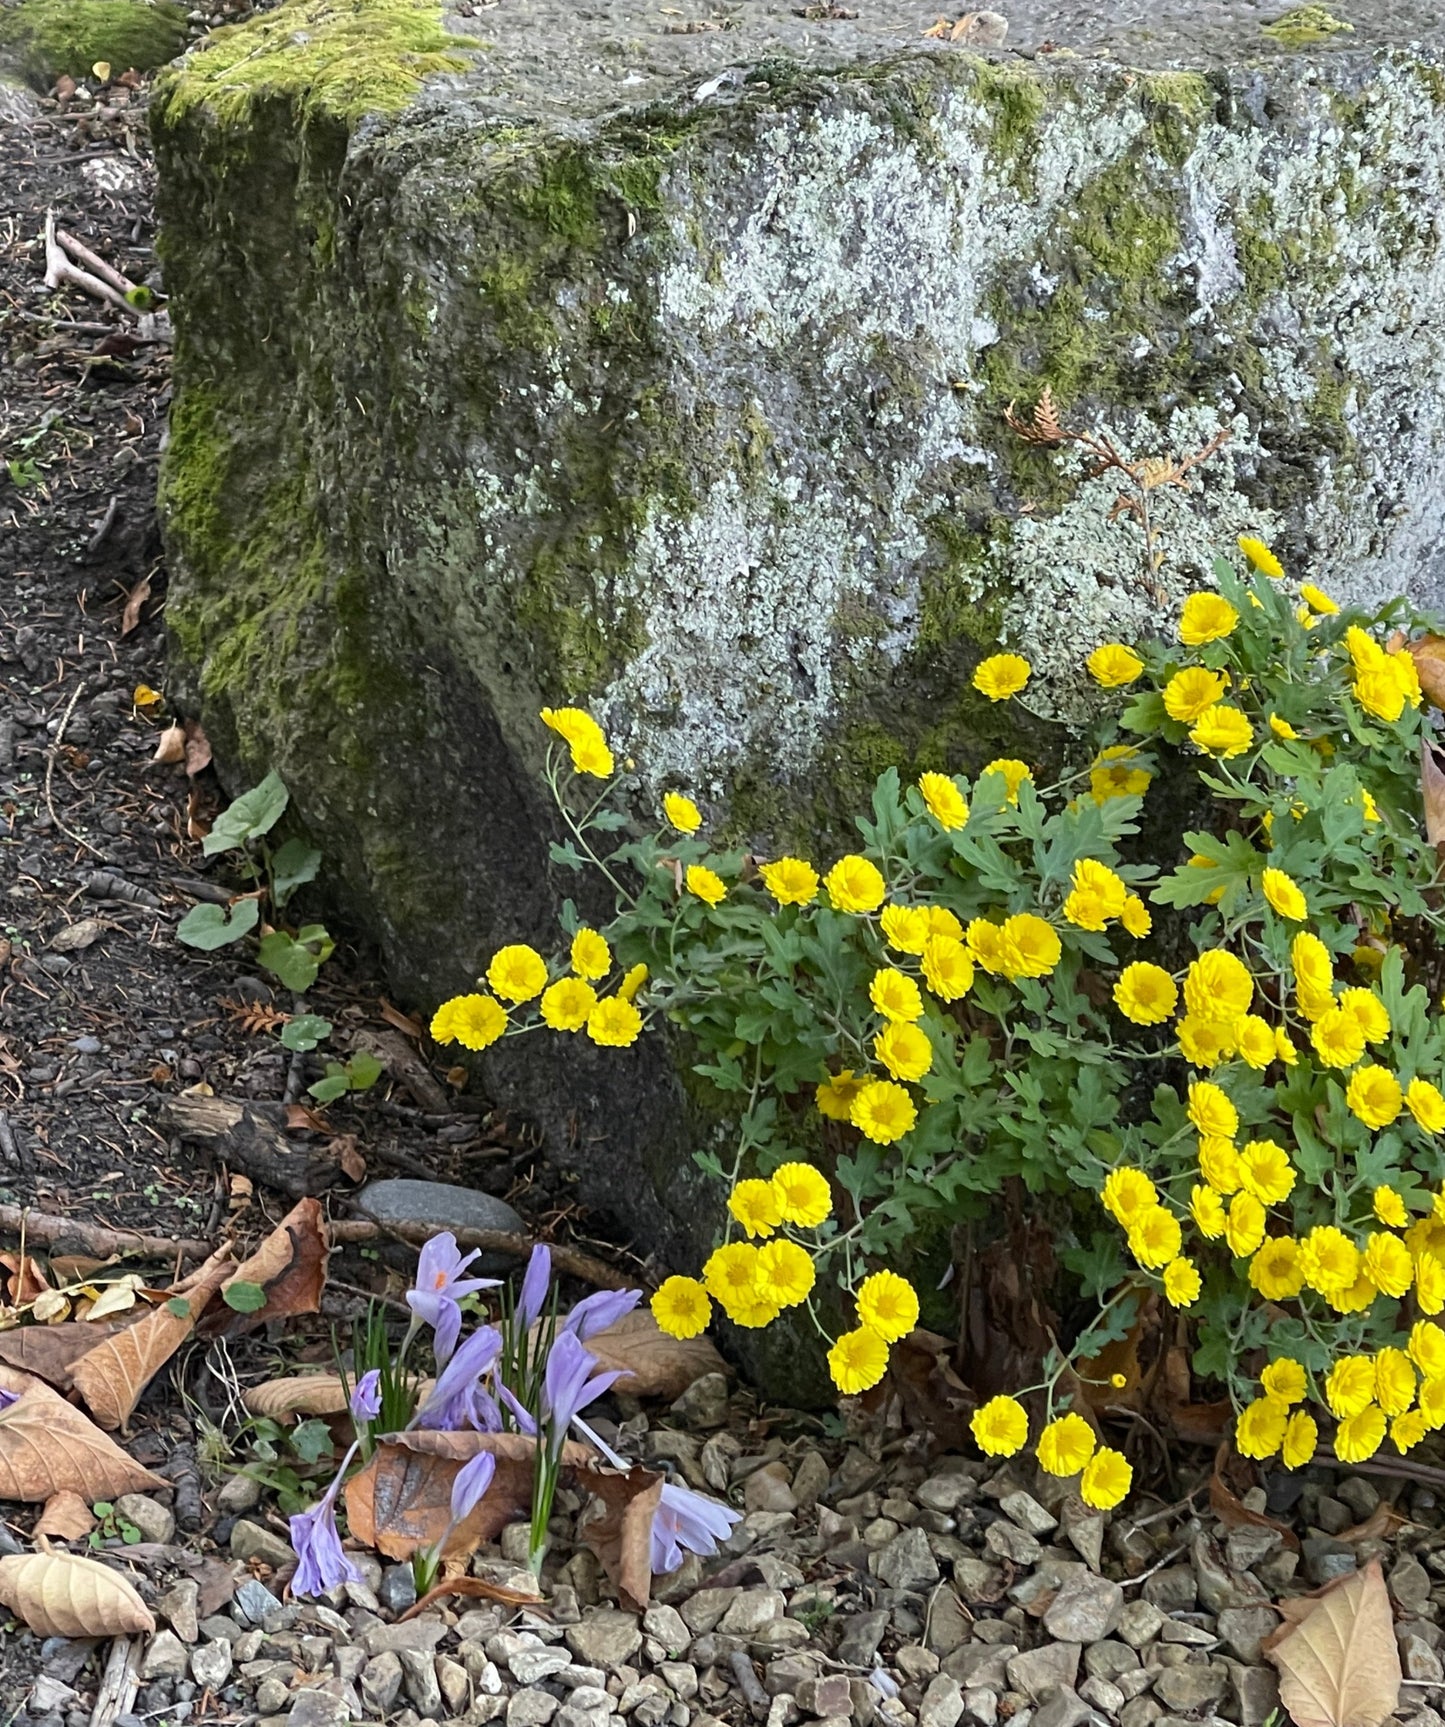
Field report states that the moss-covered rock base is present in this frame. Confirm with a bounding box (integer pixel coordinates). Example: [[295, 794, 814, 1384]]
[[0, 0, 188, 88], [152, 0, 1445, 1372]]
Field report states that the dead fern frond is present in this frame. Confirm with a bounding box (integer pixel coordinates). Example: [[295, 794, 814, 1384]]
[[218, 996, 288, 1037]]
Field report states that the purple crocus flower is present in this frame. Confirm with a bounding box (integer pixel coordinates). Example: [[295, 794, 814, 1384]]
[[449, 1451, 497, 1527], [541, 1331, 623, 1458], [649, 1481, 742, 1575], [414, 1324, 503, 1430], [350, 1370, 381, 1422], [289, 1445, 363, 1597], [0, 1388, 19, 1413], [561, 1287, 641, 1342], [517, 1244, 552, 1332], [498, 1384, 538, 1436], [407, 1233, 499, 1365]]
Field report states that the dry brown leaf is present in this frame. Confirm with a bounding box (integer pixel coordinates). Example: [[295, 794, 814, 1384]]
[[34, 1490, 97, 1541], [1408, 634, 1445, 709], [0, 1551, 154, 1637], [1422, 741, 1445, 849], [1336, 1501, 1412, 1544], [1209, 1442, 1299, 1551], [0, 1320, 131, 1391], [69, 1249, 234, 1429], [183, 718, 212, 776], [575, 1462, 665, 1610], [1264, 1558, 1400, 1727], [0, 1376, 165, 1500], [400, 1574, 544, 1620], [204, 1196, 329, 1336], [584, 1311, 726, 1400], [49, 1256, 111, 1285], [185, 784, 211, 842], [152, 724, 185, 765], [244, 1375, 348, 1421], [333, 1136, 367, 1183], [49, 917, 105, 953], [0, 1253, 50, 1305], [119, 574, 151, 637], [379, 998, 425, 1041], [346, 1431, 592, 1562]]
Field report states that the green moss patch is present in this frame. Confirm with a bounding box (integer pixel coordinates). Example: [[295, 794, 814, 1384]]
[[152, 0, 472, 128], [1261, 5, 1354, 48], [0, 0, 188, 88]]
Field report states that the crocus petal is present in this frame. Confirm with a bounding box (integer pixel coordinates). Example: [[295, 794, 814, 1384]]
[[517, 1244, 552, 1332], [562, 1287, 642, 1341], [414, 1325, 503, 1430], [498, 1384, 538, 1436], [289, 1481, 362, 1596], [0, 1389, 19, 1413], [450, 1451, 497, 1526], [350, 1370, 382, 1422], [649, 1481, 742, 1575]]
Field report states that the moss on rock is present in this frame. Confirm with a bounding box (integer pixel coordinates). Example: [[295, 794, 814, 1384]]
[[0, 0, 188, 88]]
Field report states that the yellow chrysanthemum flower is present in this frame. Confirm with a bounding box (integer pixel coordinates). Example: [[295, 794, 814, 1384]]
[[1198, 1136, 1243, 1195], [972, 653, 1031, 701], [1363, 1231, 1414, 1299], [1374, 1346, 1417, 1416], [663, 792, 702, 834], [998, 913, 1061, 979], [759, 856, 820, 906], [1393, 1410, 1429, 1453], [1311, 1008, 1366, 1070], [1089, 744, 1152, 803], [1238, 1139, 1296, 1206], [619, 962, 648, 1002], [1281, 1409, 1318, 1468], [1163, 666, 1229, 722], [1374, 1186, 1409, 1229], [1338, 988, 1390, 1044], [1036, 1412, 1096, 1476], [1183, 950, 1253, 1022], [651, 1276, 712, 1339], [1226, 1192, 1266, 1259], [828, 1326, 890, 1394], [431, 993, 508, 1051], [825, 854, 887, 913], [1064, 888, 1112, 933], [1113, 962, 1178, 1025], [1101, 1168, 1158, 1228], [1190, 703, 1253, 758], [1162, 1258, 1202, 1308], [586, 995, 644, 1047], [1179, 591, 1240, 645], [540, 977, 598, 1032], [1408, 1079, 1445, 1133], [1237, 535, 1283, 578], [487, 944, 548, 1004], [1191, 1185, 1227, 1239], [1261, 1358, 1306, 1405], [856, 1270, 920, 1342], [1261, 868, 1307, 922], [815, 1070, 865, 1123], [925, 906, 963, 939], [1187, 1081, 1239, 1141], [540, 705, 614, 777], [1120, 895, 1152, 937], [1334, 1404, 1387, 1464], [1235, 1015, 1276, 1070], [971, 1395, 1028, 1457], [1421, 1376, 1445, 1430], [1298, 1226, 1360, 1297], [850, 1081, 918, 1146], [880, 903, 932, 956], [1269, 714, 1300, 741], [771, 1162, 832, 1228], [978, 758, 1032, 803], [1235, 1397, 1289, 1459], [917, 772, 969, 831], [685, 865, 728, 907], [1086, 642, 1145, 687], [570, 928, 611, 981], [921, 935, 974, 1002], [870, 967, 924, 1023], [1129, 1205, 1183, 1269], [1291, 930, 1334, 990], [1347, 1065, 1403, 1130], [1325, 1355, 1377, 1419], [1355, 666, 1405, 722], [874, 1021, 933, 1083], [1418, 1252, 1445, 1316], [1177, 1015, 1239, 1068], [728, 1178, 782, 1239], [757, 1239, 816, 1308], [1299, 582, 1338, 614], [702, 1241, 763, 1308], [1080, 1447, 1132, 1510], [1249, 1237, 1304, 1300], [1275, 1027, 1299, 1066]]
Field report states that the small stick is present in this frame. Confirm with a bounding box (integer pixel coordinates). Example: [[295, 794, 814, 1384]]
[[728, 1651, 770, 1721], [0, 1202, 214, 1263], [90, 1634, 142, 1727], [43, 210, 136, 318], [329, 1217, 632, 1291], [87, 494, 119, 555], [1120, 1541, 1188, 1589], [44, 678, 104, 857], [56, 227, 139, 297]]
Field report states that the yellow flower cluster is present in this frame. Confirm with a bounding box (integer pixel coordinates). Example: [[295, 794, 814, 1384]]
[[969, 1397, 1132, 1509], [541, 706, 614, 777], [431, 930, 647, 1053]]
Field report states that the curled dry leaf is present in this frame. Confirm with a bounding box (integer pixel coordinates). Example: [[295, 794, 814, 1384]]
[[1422, 740, 1445, 849], [584, 1311, 727, 1401], [119, 574, 151, 637], [183, 718, 212, 776], [0, 1377, 164, 1501], [0, 1551, 154, 1638], [70, 1248, 234, 1429], [34, 1490, 97, 1541], [346, 1431, 593, 1562], [0, 1320, 131, 1391], [202, 1196, 329, 1337], [1210, 1442, 1299, 1551], [1264, 1557, 1400, 1727], [48, 917, 105, 953], [400, 1574, 544, 1621], [152, 723, 185, 765], [0, 1253, 51, 1305], [575, 1462, 665, 1611], [1407, 634, 1445, 709], [244, 1373, 436, 1423]]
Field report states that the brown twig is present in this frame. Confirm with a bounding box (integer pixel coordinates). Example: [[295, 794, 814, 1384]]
[[43, 210, 137, 318], [0, 1203, 215, 1264], [55, 228, 138, 298], [329, 1217, 633, 1291], [44, 679, 104, 858]]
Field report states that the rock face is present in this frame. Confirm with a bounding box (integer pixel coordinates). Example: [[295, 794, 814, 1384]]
[[152, 0, 1445, 1301]]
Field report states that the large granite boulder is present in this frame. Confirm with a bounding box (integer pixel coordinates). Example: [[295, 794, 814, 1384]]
[[151, 0, 1445, 1308]]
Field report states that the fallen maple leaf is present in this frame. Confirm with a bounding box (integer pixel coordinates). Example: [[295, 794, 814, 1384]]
[[346, 1431, 592, 1561], [33, 1490, 97, 1541], [0, 1375, 165, 1500], [0, 1551, 153, 1636], [584, 1311, 727, 1401], [204, 1196, 329, 1336], [70, 1249, 234, 1428], [1264, 1558, 1400, 1727]]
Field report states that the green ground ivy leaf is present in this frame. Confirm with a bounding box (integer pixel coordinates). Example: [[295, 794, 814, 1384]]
[[281, 1014, 332, 1052], [271, 836, 322, 907], [259, 930, 322, 992], [177, 897, 260, 950], [223, 1281, 266, 1313], [203, 769, 289, 856], [289, 1419, 335, 1464]]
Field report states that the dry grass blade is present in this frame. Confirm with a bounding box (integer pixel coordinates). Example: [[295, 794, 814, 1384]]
[[584, 1311, 726, 1400], [0, 1551, 154, 1637], [1263, 1558, 1400, 1727], [69, 1249, 234, 1429], [0, 1376, 164, 1500]]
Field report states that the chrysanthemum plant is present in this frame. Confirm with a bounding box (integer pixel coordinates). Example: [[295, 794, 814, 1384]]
[[434, 552, 1445, 1504]]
